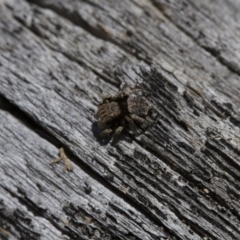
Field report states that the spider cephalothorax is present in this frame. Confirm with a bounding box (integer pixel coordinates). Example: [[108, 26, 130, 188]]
[[95, 83, 152, 143]]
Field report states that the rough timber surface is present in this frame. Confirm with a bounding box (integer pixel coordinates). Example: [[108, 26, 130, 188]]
[[0, 0, 240, 240]]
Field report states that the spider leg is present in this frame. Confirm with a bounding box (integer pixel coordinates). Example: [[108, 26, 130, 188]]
[[131, 81, 150, 96], [112, 126, 124, 143], [98, 121, 107, 129], [99, 128, 113, 137], [101, 94, 112, 103], [112, 90, 127, 100], [131, 114, 150, 130], [100, 84, 149, 106], [111, 83, 132, 101], [129, 86, 142, 93], [121, 82, 129, 90], [131, 114, 147, 124], [99, 84, 130, 103], [125, 115, 139, 135], [102, 84, 147, 102]]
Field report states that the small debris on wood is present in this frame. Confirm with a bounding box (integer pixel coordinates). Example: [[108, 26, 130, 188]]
[[85, 216, 92, 224], [120, 185, 129, 194], [203, 188, 209, 194], [0, 226, 10, 238], [50, 148, 73, 172]]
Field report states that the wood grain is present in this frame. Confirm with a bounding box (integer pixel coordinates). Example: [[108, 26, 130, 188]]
[[0, 0, 240, 239]]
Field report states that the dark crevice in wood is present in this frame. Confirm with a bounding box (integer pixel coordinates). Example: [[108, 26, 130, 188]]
[[12, 14, 121, 89], [203, 46, 240, 75], [134, 67, 240, 215], [63, 203, 141, 240], [221, 138, 240, 158], [0, 93, 177, 239], [115, 160, 206, 236], [1, 0, 239, 239], [113, 142, 239, 239], [137, 69, 192, 133], [0, 94, 61, 147], [25, 0, 152, 65], [0, 211, 40, 240], [108, 201, 159, 237], [52, 48, 120, 88], [169, 206, 220, 240], [133, 135, 239, 224], [150, 0, 240, 76], [230, 116, 240, 129], [1, 186, 78, 239], [205, 141, 240, 182], [0, 195, 42, 240], [110, 66, 239, 238]]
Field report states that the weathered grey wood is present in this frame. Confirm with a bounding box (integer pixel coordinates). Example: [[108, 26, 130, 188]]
[[0, 110, 166, 239], [0, 0, 240, 239], [24, 0, 240, 106], [0, 186, 64, 240], [152, 0, 240, 74]]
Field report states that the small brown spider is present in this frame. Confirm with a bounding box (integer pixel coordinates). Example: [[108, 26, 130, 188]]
[[95, 83, 152, 143]]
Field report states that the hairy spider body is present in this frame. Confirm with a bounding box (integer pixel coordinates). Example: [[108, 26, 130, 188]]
[[95, 84, 152, 142], [127, 96, 151, 116], [96, 102, 121, 124]]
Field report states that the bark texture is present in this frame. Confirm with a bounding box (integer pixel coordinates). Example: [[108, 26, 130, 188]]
[[0, 0, 240, 239]]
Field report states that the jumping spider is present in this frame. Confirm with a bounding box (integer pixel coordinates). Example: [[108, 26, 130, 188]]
[[95, 83, 153, 143]]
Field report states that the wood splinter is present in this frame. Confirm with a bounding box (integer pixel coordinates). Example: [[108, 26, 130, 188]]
[[50, 147, 73, 172]]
